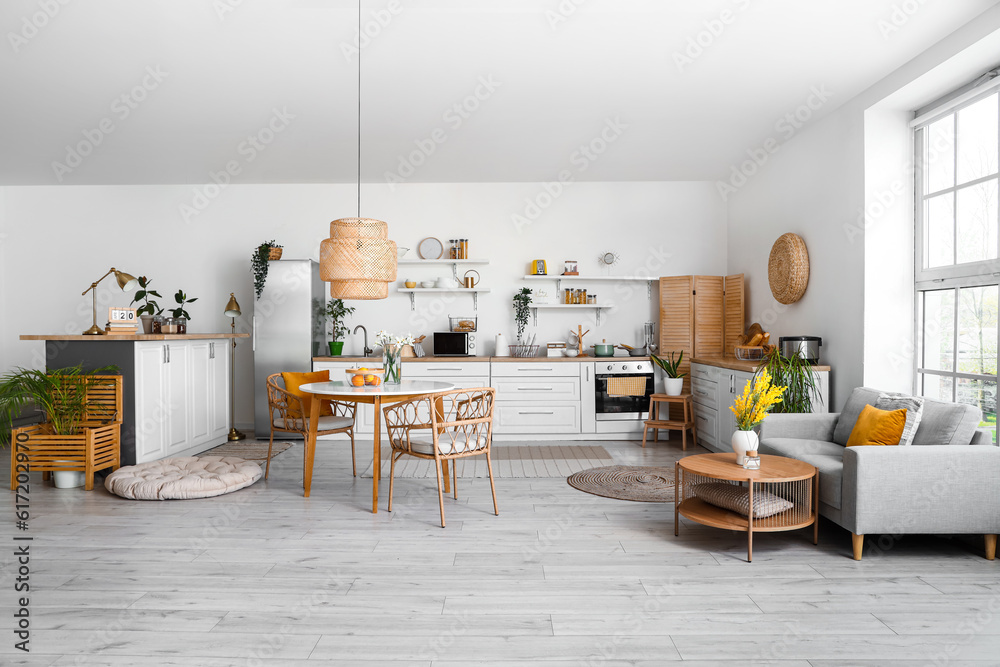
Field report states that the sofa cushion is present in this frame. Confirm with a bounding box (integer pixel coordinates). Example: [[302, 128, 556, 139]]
[[846, 405, 907, 448], [758, 438, 844, 509], [832, 387, 883, 445], [832, 386, 981, 447], [874, 392, 924, 446], [910, 397, 981, 446]]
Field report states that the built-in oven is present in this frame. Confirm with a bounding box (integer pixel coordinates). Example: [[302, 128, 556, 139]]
[[595, 360, 654, 421]]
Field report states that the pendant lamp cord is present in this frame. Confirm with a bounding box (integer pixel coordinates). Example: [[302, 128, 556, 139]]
[[357, 0, 362, 218]]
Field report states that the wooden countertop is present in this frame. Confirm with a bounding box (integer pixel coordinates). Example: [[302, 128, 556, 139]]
[[692, 355, 831, 372], [313, 355, 649, 363], [21, 333, 250, 341]]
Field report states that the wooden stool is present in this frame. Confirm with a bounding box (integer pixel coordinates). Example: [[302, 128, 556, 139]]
[[642, 393, 696, 450]]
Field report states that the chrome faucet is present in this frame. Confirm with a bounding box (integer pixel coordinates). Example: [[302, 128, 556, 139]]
[[354, 325, 372, 357]]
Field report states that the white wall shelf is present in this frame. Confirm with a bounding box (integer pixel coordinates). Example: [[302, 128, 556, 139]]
[[522, 274, 654, 299], [398, 287, 491, 311], [528, 303, 614, 326], [401, 258, 490, 282]]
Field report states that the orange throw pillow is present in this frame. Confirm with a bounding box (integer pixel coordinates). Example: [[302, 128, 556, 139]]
[[846, 404, 907, 447], [281, 370, 333, 418]]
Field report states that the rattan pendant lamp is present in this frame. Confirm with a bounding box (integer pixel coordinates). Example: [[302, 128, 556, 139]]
[[319, 0, 397, 300]]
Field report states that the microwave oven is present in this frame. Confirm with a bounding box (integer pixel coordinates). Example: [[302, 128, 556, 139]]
[[433, 331, 476, 356]]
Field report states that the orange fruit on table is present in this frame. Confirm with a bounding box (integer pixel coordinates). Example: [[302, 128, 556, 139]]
[[350, 375, 365, 387], [364, 374, 376, 384], [369, 376, 382, 386], [359, 367, 368, 371]]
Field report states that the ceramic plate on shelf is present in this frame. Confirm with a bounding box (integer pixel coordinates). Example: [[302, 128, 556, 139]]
[[417, 237, 444, 259]]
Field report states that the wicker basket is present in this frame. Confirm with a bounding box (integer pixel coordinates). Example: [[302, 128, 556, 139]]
[[768, 233, 809, 304], [268, 247, 283, 260], [508, 344, 539, 358], [734, 345, 765, 361]]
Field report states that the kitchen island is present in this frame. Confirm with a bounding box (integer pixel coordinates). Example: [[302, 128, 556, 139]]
[[21, 333, 249, 464]]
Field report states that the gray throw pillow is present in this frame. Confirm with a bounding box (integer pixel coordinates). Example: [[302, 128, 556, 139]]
[[873, 392, 924, 447], [692, 482, 794, 519]]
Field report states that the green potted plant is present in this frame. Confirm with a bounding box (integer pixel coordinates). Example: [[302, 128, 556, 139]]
[[0, 364, 119, 488], [651, 351, 686, 396], [324, 299, 356, 356], [512, 287, 532, 344], [169, 290, 198, 333], [754, 347, 819, 413], [252, 240, 283, 299], [129, 276, 163, 334]]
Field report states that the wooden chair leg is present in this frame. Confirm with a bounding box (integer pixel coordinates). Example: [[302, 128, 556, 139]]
[[852, 533, 864, 561], [435, 456, 447, 528], [265, 429, 275, 480], [349, 429, 357, 477], [452, 458, 458, 500], [387, 452, 397, 512], [986, 534, 997, 561], [486, 453, 499, 516]]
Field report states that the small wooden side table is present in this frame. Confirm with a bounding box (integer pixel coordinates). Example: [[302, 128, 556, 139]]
[[642, 393, 696, 450]]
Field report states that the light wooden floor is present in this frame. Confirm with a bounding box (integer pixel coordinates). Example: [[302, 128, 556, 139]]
[[3, 437, 1000, 665]]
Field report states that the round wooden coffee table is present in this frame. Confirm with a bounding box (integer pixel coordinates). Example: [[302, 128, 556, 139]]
[[674, 452, 818, 562]]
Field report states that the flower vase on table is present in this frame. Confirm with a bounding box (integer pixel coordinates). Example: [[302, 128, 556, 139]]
[[377, 331, 413, 385], [728, 368, 787, 466]]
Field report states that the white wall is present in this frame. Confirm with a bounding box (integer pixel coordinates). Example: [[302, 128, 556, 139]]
[[0, 180, 726, 430], [727, 7, 1000, 411]]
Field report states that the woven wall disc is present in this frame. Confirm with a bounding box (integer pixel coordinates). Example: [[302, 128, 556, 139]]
[[768, 233, 809, 304]]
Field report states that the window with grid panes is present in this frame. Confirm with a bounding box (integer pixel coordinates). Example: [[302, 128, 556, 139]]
[[914, 84, 999, 442]]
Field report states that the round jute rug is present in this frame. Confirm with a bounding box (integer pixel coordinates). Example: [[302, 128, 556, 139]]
[[567, 466, 675, 502]]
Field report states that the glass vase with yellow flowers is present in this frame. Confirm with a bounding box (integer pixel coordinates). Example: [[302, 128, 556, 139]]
[[729, 368, 786, 465]]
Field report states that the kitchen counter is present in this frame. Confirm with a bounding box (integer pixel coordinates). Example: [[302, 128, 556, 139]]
[[21, 333, 249, 341], [313, 355, 650, 363], [692, 355, 831, 373]]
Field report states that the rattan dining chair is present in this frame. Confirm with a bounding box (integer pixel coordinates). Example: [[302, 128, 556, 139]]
[[265, 373, 357, 479], [383, 387, 498, 527]]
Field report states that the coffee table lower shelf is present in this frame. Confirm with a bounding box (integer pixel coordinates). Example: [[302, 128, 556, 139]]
[[677, 497, 817, 533]]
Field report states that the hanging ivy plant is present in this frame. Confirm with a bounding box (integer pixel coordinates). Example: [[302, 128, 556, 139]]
[[512, 287, 532, 343], [252, 240, 282, 299]]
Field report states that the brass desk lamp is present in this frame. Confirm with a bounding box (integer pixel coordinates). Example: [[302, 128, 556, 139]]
[[82, 268, 138, 335]]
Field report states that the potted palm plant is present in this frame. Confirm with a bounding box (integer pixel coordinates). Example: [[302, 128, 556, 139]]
[[324, 299, 355, 356], [0, 365, 119, 488], [652, 351, 686, 395], [754, 347, 819, 413]]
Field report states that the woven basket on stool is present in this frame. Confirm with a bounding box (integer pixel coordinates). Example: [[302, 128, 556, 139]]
[[320, 218, 397, 300]]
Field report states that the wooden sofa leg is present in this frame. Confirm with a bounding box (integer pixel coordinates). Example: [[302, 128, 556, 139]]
[[986, 534, 997, 561], [851, 533, 863, 561]]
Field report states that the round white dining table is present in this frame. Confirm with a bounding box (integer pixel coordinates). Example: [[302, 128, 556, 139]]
[[298, 380, 454, 512]]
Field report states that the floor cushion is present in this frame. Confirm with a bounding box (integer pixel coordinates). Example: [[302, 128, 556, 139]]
[[105, 456, 262, 500]]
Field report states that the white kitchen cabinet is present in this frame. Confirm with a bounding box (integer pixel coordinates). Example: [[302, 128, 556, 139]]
[[491, 365, 582, 434], [691, 360, 830, 454], [494, 404, 581, 434], [134, 340, 230, 463]]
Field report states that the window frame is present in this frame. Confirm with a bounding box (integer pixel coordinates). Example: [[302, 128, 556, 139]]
[[913, 84, 1000, 423]]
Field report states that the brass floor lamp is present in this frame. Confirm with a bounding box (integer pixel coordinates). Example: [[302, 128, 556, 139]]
[[225, 292, 246, 441]]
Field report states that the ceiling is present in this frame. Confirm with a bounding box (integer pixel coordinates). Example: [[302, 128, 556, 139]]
[[0, 0, 996, 185]]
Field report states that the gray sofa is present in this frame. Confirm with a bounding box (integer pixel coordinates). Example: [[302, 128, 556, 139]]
[[758, 386, 1000, 560]]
